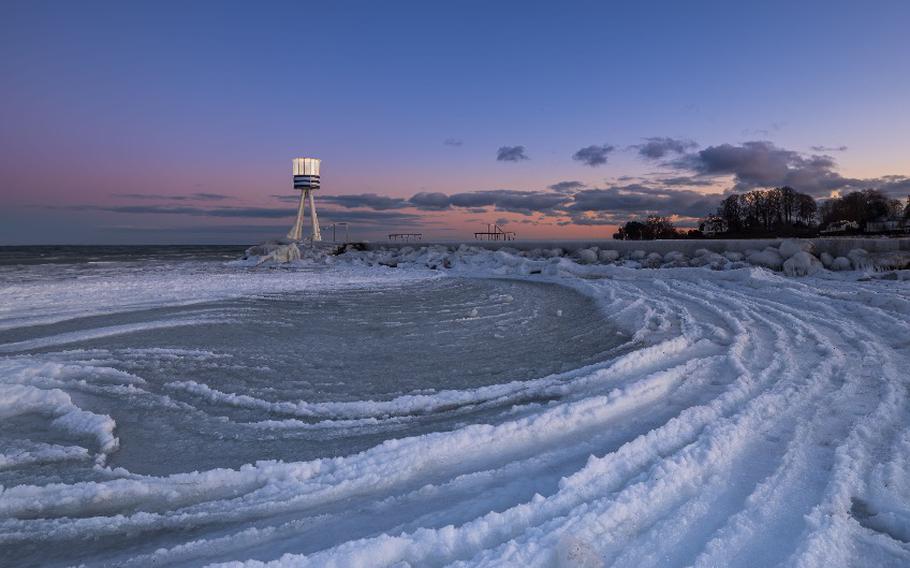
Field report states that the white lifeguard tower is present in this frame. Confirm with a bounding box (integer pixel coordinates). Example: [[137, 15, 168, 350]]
[[287, 157, 322, 242]]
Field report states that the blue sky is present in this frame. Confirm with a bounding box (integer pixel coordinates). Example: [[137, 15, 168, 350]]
[[2, 0, 909, 243]]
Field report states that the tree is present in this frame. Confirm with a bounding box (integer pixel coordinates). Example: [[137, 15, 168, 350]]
[[796, 193, 817, 225], [646, 215, 678, 239], [712, 186, 818, 235], [613, 220, 650, 240], [819, 189, 894, 230], [612, 217, 680, 240]]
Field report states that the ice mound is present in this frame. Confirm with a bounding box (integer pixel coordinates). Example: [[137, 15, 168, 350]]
[[778, 239, 815, 259], [746, 248, 784, 270], [783, 251, 822, 277], [231, 238, 908, 279], [239, 240, 301, 265], [576, 248, 598, 264]]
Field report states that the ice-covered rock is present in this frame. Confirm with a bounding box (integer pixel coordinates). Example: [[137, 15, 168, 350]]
[[643, 252, 663, 268], [242, 241, 302, 264], [690, 251, 725, 268], [778, 239, 814, 259], [848, 248, 871, 271], [819, 252, 834, 268], [576, 248, 598, 264], [831, 256, 852, 271], [722, 251, 744, 262], [747, 249, 783, 270], [663, 251, 687, 263], [598, 250, 620, 262], [544, 248, 564, 258], [783, 251, 822, 277], [631, 250, 647, 260]]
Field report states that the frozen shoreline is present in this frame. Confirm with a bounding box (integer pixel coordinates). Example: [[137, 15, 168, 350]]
[[1, 247, 909, 566]]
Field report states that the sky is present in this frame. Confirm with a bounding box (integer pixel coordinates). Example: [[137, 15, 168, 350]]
[[2, 0, 909, 244]]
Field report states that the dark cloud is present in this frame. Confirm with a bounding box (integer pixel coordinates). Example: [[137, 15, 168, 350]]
[[409, 189, 568, 215], [444, 138, 463, 147], [866, 175, 910, 197], [674, 141, 860, 197], [634, 137, 697, 160], [567, 184, 721, 219], [320, 193, 410, 210], [447, 190, 567, 215], [59, 204, 425, 225], [409, 192, 452, 210], [810, 145, 848, 152], [548, 180, 585, 193], [496, 145, 529, 162], [113, 192, 232, 201], [572, 144, 615, 167], [655, 176, 716, 187]]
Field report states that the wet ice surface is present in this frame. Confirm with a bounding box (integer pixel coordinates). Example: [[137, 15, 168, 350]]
[[4, 279, 616, 481], [0, 249, 623, 566], [2, 245, 910, 568]]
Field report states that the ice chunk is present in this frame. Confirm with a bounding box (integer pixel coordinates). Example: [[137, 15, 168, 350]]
[[831, 256, 852, 271], [783, 251, 822, 277], [747, 249, 783, 270], [848, 248, 871, 271], [576, 248, 597, 264], [778, 239, 814, 259]]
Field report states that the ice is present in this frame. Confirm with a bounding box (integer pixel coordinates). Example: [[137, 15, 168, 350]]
[[778, 239, 815, 259], [783, 251, 822, 277], [0, 243, 909, 567]]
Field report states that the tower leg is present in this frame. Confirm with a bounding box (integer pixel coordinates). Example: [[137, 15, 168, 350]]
[[308, 189, 322, 242], [287, 192, 306, 241]]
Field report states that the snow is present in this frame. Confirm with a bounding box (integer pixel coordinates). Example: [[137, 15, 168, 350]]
[[1, 242, 909, 567]]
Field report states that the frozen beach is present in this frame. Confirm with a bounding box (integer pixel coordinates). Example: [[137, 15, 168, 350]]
[[1, 243, 909, 567]]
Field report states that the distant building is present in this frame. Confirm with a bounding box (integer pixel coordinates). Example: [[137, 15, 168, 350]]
[[699, 216, 728, 237], [820, 220, 859, 235], [865, 217, 909, 234]]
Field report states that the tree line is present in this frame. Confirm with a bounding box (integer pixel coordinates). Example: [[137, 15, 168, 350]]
[[818, 189, 906, 231], [612, 187, 909, 240]]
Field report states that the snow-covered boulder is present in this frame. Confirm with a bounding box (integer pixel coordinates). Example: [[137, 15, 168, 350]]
[[778, 239, 814, 259], [690, 251, 725, 268], [848, 248, 871, 271], [831, 256, 852, 271], [747, 248, 783, 270], [819, 252, 834, 268], [242, 241, 301, 264], [663, 251, 687, 263], [643, 252, 663, 268], [783, 251, 822, 277], [544, 248, 564, 258], [598, 249, 620, 262], [576, 248, 598, 264], [867, 251, 910, 272]]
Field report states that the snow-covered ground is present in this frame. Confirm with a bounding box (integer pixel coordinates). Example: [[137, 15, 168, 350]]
[[1, 244, 909, 567]]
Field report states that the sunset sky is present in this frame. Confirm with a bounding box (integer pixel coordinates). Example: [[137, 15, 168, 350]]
[[2, 0, 909, 244]]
